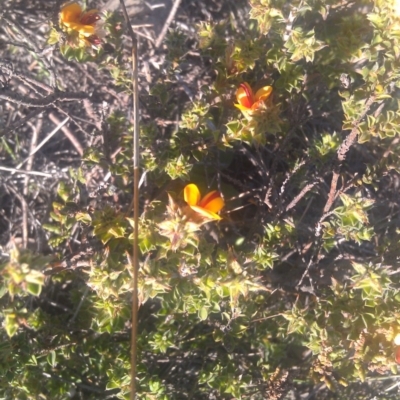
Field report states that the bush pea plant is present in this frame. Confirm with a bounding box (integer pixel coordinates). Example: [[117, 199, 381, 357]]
[[2, 0, 400, 398]]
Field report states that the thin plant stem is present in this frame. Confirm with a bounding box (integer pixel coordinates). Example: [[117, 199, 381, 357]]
[[119, 1, 139, 399]]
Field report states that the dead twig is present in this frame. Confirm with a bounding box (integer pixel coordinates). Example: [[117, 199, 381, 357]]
[[23, 120, 42, 242], [0, 166, 52, 177], [48, 113, 84, 156], [0, 90, 88, 108], [4, 182, 29, 249], [285, 178, 322, 213], [1, 108, 44, 137], [15, 117, 70, 170]]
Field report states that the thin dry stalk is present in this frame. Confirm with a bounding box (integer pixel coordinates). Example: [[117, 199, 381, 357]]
[[119, 0, 140, 398]]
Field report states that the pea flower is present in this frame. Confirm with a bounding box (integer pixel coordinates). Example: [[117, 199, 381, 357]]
[[394, 333, 400, 345], [395, 0, 400, 17], [394, 333, 400, 364], [184, 184, 224, 221], [234, 82, 273, 117], [60, 2, 102, 47]]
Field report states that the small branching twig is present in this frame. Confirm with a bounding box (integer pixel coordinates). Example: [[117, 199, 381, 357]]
[[298, 94, 377, 288], [4, 182, 30, 249], [2, 13, 58, 86], [280, 159, 306, 197], [1, 108, 44, 136], [323, 95, 376, 214], [285, 178, 322, 213]]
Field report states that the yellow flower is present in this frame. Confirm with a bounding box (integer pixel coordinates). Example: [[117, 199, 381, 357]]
[[395, 0, 400, 17], [60, 2, 102, 47], [234, 82, 273, 117], [184, 184, 224, 221], [394, 333, 400, 346]]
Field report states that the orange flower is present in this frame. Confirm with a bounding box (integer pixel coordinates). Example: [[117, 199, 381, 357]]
[[184, 184, 224, 221], [393, 333, 400, 364], [395, 347, 400, 364], [60, 2, 102, 47], [395, 333, 400, 346], [234, 82, 272, 116]]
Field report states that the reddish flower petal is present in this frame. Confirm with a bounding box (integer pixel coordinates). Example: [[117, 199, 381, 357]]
[[86, 35, 102, 46], [204, 197, 224, 214], [396, 346, 400, 364], [199, 190, 220, 207], [239, 83, 254, 104], [80, 11, 101, 25], [236, 82, 254, 109], [199, 191, 224, 214]]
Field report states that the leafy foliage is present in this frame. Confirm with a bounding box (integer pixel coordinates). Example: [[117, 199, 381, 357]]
[[2, 0, 400, 399]]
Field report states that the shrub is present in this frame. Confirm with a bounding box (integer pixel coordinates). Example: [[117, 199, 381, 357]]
[[1, 0, 400, 398]]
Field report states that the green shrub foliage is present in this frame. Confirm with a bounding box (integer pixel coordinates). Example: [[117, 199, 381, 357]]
[[2, 0, 400, 398]]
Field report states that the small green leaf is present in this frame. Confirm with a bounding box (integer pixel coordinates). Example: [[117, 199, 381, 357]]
[[26, 282, 42, 296], [47, 350, 56, 367], [5, 314, 18, 337], [57, 182, 70, 202], [199, 307, 209, 321]]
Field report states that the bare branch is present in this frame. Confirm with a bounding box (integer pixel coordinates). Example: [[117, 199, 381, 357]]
[[0, 90, 88, 108]]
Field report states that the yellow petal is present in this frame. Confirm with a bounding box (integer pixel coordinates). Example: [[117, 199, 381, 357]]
[[184, 184, 201, 206], [234, 103, 251, 112], [254, 86, 273, 102], [60, 2, 82, 23], [395, 0, 400, 17], [190, 205, 222, 220], [394, 333, 400, 346], [65, 22, 96, 36], [78, 25, 97, 36]]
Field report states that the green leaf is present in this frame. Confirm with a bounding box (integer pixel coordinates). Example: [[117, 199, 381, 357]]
[[5, 314, 18, 337], [47, 350, 56, 367], [75, 212, 92, 224], [57, 182, 70, 202], [25, 270, 45, 286], [26, 282, 42, 296], [199, 307, 209, 321], [352, 262, 367, 275]]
